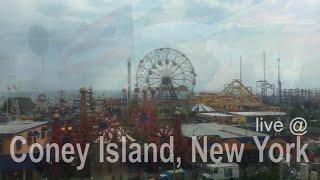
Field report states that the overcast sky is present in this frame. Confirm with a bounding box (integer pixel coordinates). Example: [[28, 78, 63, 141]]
[[0, 0, 319, 92]]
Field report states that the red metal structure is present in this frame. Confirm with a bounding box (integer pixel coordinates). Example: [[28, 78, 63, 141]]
[[49, 88, 117, 176], [79, 87, 89, 145]]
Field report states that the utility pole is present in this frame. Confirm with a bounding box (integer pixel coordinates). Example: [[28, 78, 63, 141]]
[[7, 87, 9, 115], [278, 58, 282, 104], [127, 57, 132, 105], [240, 56, 242, 82], [263, 52, 266, 83], [263, 51, 266, 97]]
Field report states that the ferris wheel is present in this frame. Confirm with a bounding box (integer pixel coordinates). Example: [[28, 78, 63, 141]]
[[136, 48, 196, 100]]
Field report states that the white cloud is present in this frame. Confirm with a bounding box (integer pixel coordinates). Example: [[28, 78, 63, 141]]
[[0, 0, 320, 91]]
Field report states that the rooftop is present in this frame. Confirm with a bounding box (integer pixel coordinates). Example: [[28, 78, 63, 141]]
[[191, 103, 216, 113], [198, 112, 234, 117], [206, 163, 239, 168], [0, 120, 48, 136], [230, 111, 286, 117], [182, 123, 266, 139]]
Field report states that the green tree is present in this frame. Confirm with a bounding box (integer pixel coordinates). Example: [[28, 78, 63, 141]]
[[1, 97, 35, 115]]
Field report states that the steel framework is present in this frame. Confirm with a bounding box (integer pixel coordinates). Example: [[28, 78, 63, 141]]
[[136, 48, 196, 100]]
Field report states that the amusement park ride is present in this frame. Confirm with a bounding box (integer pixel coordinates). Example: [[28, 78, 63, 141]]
[[6, 47, 315, 178], [33, 93, 49, 115], [45, 48, 194, 175], [191, 79, 280, 112], [135, 48, 196, 120], [10, 99, 21, 119]]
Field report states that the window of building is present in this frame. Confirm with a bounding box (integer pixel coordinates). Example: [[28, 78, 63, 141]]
[[33, 131, 40, 143], [0, 138, 3, 154], [213, 168, 218, 174], [27, 131, 33, 145], [47, 129, 52, 139], [224, 168, 233, 177], [16, 137, 22, 151], [41, 127, 47, 139]]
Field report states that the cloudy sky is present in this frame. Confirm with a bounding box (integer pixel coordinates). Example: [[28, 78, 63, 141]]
[[0, 0, 319, 92]]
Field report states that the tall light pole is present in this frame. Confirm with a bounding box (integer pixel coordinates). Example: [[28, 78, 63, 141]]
[[278, 58, 282, 104], [240, 56, 242, 82], [127, 57, 131, 105], [263, 51, 266, 97]]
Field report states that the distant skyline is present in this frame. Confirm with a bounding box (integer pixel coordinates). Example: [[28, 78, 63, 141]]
[[0, 0, 319, 92]]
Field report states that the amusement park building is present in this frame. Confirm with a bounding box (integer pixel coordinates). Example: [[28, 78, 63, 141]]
[[181, 123, 292, 164], [196, 111, 286, 125], [0, 120, 50, 180]]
